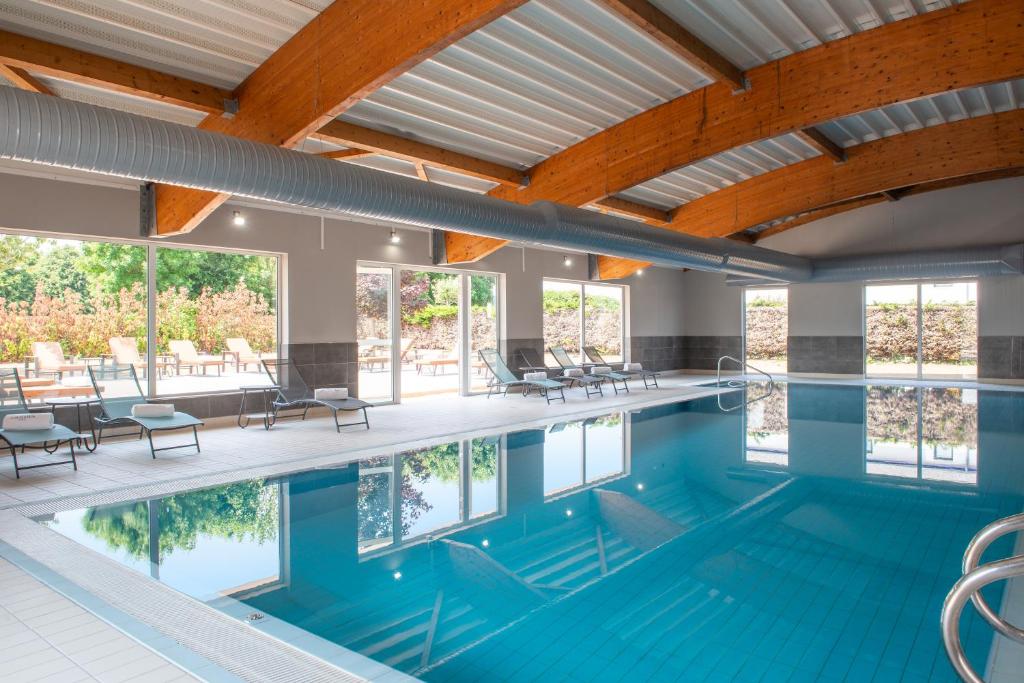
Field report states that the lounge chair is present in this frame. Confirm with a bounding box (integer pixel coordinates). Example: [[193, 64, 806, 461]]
[[87, 366, 203, 458], [261, 359, 371, 432], [478, 349, 565, 404], [225, 337, 264, 372], [109, 337, 171, 378], [549, 345, 630, 394], [0, 368, 79, 477], [517, 347, 604, 398], [31, 341, 87, 379], [359, 338, 414, 372], [169, 340, 227, 376], [583, 346, 660, 389]]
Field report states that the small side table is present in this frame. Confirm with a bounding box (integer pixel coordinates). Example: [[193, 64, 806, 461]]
[[238, 385, 279, 430], [44, 397, 100, 452]]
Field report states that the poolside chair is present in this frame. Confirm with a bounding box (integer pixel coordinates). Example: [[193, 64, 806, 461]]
[[0, 368, 79, 477], [225, 337, 264, 372], [87, 366, 203, 458], [359, 338, 414, 372], [583, 346, 660, 389], [478, 349, 565, 404], [31, 341, 87, 379], [261, 359, 371, 432], [518, 347, 604, 398], [169, 340, 227, 376], [109, 337, 171, 378], [549, 345, 630, 394]]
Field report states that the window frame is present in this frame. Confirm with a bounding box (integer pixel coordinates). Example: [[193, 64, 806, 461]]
[[541, 277, 628, 365]]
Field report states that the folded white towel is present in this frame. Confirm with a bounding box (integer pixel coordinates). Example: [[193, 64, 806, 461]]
[[3, 413, 54, 431], [592, 366, 612, 375], [314, 387, 349, 400], [564, 368, 584, 377], [132, 403, 174, 418], [623, 362, 643, 372], [523, 371, 547, 381]]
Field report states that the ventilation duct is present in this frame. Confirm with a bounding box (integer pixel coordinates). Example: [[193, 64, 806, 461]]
[[726, 243, 1024, 286], [0, 86, 810, 282]]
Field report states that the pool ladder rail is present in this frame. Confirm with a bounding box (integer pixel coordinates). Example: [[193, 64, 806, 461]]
[[942, 512, 1024, 682], [716, 355, 774, 412]]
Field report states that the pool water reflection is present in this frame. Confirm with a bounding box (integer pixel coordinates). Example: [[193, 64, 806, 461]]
[[41, 382, 1024, 682]]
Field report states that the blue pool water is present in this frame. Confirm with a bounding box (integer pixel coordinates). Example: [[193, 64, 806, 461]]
[[41, 383, 1024, 682]]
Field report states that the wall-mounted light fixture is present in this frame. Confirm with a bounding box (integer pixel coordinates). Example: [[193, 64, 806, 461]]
[[563, 255, 573, 267], [635, 268, 644, 276], [232, 211, 246, 227], [389, 228, 401, 244]]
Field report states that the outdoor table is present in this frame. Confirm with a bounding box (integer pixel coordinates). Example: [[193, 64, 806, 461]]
[[238, 384, 280, 430], [44, 396, 100, 452]]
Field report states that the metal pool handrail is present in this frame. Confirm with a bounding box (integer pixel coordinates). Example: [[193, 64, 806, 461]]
[[941, 512, 1024, 682], [717, 355, 774, 388]]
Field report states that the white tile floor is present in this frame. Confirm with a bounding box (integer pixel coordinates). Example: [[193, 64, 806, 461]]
[[0, 557, 196, 682]]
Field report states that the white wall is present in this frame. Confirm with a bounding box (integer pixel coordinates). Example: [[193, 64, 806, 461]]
[[0, 172, 687, 346], [787, 283, 863, 336], [680, 269, 742, 336]]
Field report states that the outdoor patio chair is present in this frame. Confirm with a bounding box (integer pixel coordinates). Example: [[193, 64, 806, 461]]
[[31, 341, 87, 379], [225, 337, 264, 372], [518, 347, 604, 398], [169, 340, 227, 376], [549, 345, 630, 394], [0, 368, 79, 477], [583, 346, 660, 389], [87, 366, 203, 458], [109, 337, 171, 378], [478, 349, 565, 404], [261, 359, 371, 432]]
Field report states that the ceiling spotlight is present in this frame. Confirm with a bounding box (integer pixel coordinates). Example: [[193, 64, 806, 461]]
[[636, 268, 644, 276], [389, 229, 401, 244], [563, 255, 573, 267], [232, 211, 246, 227]]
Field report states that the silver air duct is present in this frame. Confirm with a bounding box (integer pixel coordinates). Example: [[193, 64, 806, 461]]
[[0, 86, 810, 281], [726, 243, 1024, 286]]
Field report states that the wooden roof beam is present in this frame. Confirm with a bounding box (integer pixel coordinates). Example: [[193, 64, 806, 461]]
[[0, 63, 52, 95], [592, 111, 1024, 278], [795, 127, 846, 163], [319, 149, 377, 160], [598, 0, 745, 90], [0, 29, 231, 115], [154, 0, 527, 235], [312, 120, 526, 188]]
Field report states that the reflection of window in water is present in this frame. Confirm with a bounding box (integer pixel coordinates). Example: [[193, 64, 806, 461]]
[[358, 439, 503, 554], [745, 384, 788, 466], [544, 414, 626, 496], [865, 387, 977, 484]]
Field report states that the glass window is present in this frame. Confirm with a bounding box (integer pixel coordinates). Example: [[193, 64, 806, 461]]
[[584, 284, 624, 364], [542, 279, 626, 367], [0, 233, 147, 400], [543, 280, 582, 366], [469, 275, 499, 394], [356, 266, 395, 403], [154, 247, 278, 395], [744, 288, 787, 375]]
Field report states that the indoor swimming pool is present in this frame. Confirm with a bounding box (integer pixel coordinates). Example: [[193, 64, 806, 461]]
[[39, 383, 1024, 682]]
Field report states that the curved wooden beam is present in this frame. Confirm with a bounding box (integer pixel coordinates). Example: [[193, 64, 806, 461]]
[[593, 111, 1024, 278], [455, 0, 1024, 261], [154, 0, 527, 235]]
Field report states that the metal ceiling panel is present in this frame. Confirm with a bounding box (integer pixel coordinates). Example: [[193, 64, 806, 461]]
[[339, 0, 713, 169], [616, 132, 822, 210], [31, 72, 206, 125]]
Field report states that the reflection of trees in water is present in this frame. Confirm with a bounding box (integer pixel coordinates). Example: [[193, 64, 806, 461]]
[[867, 387, 976, 447], [82, 481, 278, 560]]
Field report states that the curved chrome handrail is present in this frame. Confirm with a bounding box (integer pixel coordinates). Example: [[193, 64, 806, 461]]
[[941, 554, 1024, 683], [717, 355, 773, 388], [962, 512, 1024, 643]]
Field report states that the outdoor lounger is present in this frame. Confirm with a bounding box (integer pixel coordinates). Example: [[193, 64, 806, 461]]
[[583, 346, 660, 389], [0, 368, 79, 477], [169, 340, 227, 375], [225, 337, 264, 372], [109, 337, 171, 378], [31, 341, 87, 378], [478, 349, 565, 404], [261, 359, 371, 432], [517, 348, 604, 398], [549, 345, 630, 394], [88, 366, 203, 458]]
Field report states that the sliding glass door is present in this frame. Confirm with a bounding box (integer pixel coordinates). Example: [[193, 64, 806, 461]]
[[743, 287, 788, 374], [357, 264, 501, 403], [865, 281, 976, 380]]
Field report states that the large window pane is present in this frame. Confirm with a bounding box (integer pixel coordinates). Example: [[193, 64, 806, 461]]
[[921, 282, 977, 380], [0, 234, 147, 400], [469, 275, 499, 393], [583, 284, 623, 364], [154, 247, 277, 395], [866, 285, 919, 379], [356, 266, 394, 403], [744, 288, 787, 375], [401, 270, 460, 400], [543, 280, 582, 366]]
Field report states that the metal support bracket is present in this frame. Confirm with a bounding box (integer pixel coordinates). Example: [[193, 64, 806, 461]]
[[139, 183, 156, 237]]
